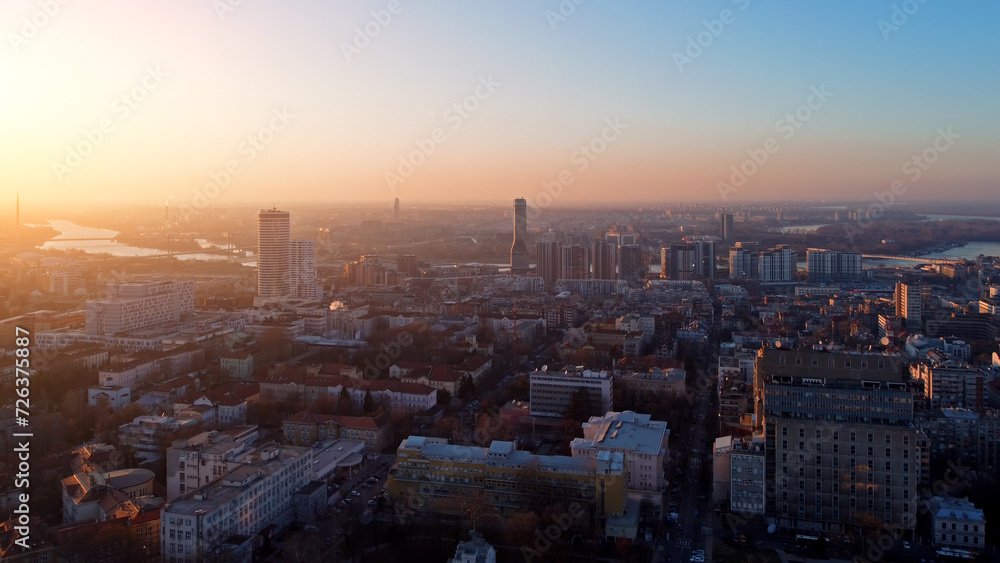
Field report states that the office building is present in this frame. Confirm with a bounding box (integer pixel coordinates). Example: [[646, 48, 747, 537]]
[[85, 280, 195, 336], [529, 369, 613, 417], [806, 249, 863, 284], [759, 245, 796, 282], [729, 242, 759, 280], [160, 444, 314, 562], [754, 349, 922, 534], [510, 198, 529, 274]]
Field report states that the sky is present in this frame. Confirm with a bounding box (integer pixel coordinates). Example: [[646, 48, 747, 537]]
[[2, 0, 999, 211]]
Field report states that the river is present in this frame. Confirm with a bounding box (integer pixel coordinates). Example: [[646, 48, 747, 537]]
[[36, 220, 236, 262]]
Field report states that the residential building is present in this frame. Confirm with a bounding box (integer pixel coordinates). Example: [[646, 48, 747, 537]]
[[806, 249, 863, 284], [759, 245, 796, 283], [927, 496, 986, 552], [282, 411, 392, 452]]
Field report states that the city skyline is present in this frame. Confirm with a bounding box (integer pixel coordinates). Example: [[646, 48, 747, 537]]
[[2, 1, 999, 209]]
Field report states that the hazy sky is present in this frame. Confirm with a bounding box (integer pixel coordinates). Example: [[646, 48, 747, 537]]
[[3, 0, 999, 210]]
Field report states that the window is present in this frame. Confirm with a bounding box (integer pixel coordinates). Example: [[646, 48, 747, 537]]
[[815, 429, 822, 440], [833, 444, 839, 454], [885, 448, 892, 458], [868, 433, 874, 443], [799, 428, 805, 438], [833, 431, 839, 441], [782, 427, 788, 437], [885, 435, 892, 445], [850, 432, 856, 442]]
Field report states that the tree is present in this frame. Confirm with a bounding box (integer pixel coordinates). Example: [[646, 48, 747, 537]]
[[363, 390, 376, 414], [437, 388, 452, 405], [458, 375, 476, 400], [563, 387, 592, 423]]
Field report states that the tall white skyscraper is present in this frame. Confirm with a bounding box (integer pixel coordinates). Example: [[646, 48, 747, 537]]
[[257, 208, 290, 304]]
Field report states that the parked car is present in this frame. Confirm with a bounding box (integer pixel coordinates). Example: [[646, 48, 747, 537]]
[[303, 525, 319, 533]]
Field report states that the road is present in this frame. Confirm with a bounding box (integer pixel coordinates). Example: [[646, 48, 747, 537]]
[[658, 366, 717, 563]]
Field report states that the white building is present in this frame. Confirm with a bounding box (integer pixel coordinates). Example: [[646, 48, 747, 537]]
[[289, 239, 324, 300], [571, 411, 668, 495], [927, 496, 986, 552], [256, 208, 291, 305], [88, 381, 131, 409], [165, 427, 259, 501], [160, 444, 314, 562], [85, 280, 195, 336], [759, 245, 796, 283], [529, 369, 613, 417]]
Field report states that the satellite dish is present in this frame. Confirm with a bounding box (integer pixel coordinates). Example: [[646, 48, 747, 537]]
[[541, 365, 548, 372], [880, 337, 890, 346], [775, 340, 782, 348]]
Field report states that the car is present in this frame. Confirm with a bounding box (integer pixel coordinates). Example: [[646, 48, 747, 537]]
[[344, 498, 352, 504], [902, 541, 910, 549], [303, 525, 319, 533], [351, 490, 361, 496], [335, 528, 345, 535], [363, 483, 372, 489], [368, 499, 377, 505]]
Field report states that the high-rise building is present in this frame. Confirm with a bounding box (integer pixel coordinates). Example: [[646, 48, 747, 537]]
[[729, 241, 759, 280], [895, 281, 928, 330], [664, 239, 716, 280], [257, 208, 290, 302], [289, 239, 323, 300], [664, 243, 697, 280], [754, 349, 922, 534], [560, 245, 592, 280], [509, 198, 529, 274], [759, 245, 796, 282], [806, 249, 863, 284], [394, 197, 400, 221], [536, 241, 562, 286], [617, 244, 643, 285], [592, 239, 617, 280], [721, 213, 735, 244]]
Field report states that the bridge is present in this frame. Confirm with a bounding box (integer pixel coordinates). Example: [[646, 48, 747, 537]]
[[862, 254, 962, 265]]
